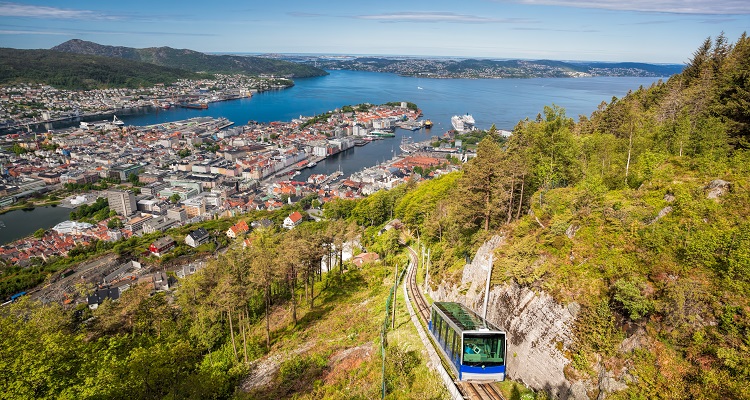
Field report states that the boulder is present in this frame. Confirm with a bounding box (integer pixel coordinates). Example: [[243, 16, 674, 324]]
[[705, 179, 731, 199]]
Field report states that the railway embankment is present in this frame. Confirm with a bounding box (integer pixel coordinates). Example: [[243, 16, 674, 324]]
[[429, 235, 624, 399]]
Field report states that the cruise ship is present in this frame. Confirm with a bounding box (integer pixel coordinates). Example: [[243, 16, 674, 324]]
[[451, 114, 476, 133]]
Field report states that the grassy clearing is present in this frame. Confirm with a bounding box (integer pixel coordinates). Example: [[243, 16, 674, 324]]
[[386, 263, 450, 399], [239, 258, 449, 399]]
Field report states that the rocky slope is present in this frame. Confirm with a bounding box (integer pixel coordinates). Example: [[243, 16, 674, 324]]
[[430, 235, 625, 399]]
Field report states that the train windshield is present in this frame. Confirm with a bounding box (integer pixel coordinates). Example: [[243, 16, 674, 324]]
[[462, 333, 505, 367]]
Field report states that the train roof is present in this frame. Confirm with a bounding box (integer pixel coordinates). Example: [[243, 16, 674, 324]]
[[433, 302, 502, 332]]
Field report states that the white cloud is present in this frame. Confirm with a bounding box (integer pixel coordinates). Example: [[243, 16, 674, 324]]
[[357, 11, 532, 24], [0, 29, 70, 35], [0, 2, 118, 20], [503, 0, 750, 14]]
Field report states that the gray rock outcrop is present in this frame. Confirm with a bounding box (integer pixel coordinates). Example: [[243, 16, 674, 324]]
[[705, 179, 731, 199], [430, 235, 584, 399]]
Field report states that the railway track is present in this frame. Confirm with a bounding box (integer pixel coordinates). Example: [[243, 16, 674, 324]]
[[406, 246, 431, 324], [405, 246, 505, 400], [459, 382, 506, 400]]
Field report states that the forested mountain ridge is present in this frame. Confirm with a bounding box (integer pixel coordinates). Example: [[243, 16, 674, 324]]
[[0, 47, 206, 90], [53, 39, 328, 78]]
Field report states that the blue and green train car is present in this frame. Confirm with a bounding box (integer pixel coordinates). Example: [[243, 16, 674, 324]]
[[428, 302, 507, 381]]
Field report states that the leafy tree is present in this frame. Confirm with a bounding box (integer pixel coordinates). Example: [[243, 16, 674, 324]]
[[246, 229, 281, 348], [453, 131, 506, 231], [127, 172, 140, 186]]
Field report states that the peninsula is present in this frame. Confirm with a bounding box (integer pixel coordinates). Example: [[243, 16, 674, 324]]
[[277, 55, 685, 79]]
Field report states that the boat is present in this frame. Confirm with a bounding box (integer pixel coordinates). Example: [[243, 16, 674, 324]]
[[397, 120, 423, 131], [424, 120, 433, 129], [451, 114, 476, 133], [370, 130, 395, 138], [112, 115, 125, 126], [400, 137, 414, 154], [354, 139, 367, 146], [180, 103, 208, 109], [307, 161, 317, 168]]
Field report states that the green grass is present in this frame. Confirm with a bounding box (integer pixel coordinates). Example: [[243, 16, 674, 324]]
[[238, 258, 449, 399]]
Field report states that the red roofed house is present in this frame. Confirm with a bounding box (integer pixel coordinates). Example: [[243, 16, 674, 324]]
[[226, 220, 250, 239], [283, 211, 304, 229], [352, 252, 380, 268]]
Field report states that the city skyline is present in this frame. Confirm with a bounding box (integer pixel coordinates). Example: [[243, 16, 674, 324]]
[[1, 0, 749, 64]]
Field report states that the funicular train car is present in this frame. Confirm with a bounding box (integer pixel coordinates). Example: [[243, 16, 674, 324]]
[[428, 302, 507, 381]]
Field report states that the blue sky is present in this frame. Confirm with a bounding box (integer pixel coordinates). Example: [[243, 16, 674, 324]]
[[1, 0, 748, 63]]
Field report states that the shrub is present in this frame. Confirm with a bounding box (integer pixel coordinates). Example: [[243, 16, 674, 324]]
[[612, 278, 653, 320]]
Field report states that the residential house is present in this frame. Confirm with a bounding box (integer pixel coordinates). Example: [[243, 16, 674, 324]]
[[185, 228, 210, 248], [283, 211, 304, 229], [149, 236, 175, 257], [87, 283, 130, 309], [226, 220, 249, 239], [251, 219, 274, 229]]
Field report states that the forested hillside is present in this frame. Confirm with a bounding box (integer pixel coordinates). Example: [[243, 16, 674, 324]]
[[0, 218, 448, 399], [0, 48, 205, 90], [52, 39, 328, 78]]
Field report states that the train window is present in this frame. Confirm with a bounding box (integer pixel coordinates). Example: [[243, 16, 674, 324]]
[[452, 332, 459, 362], [448, 329, 455, 354], [441, 321, 448, 348], [462, 333, 505, 367]]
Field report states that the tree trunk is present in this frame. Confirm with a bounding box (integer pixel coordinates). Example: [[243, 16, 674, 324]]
[[309, 263, 315, 309], [339, 245, 344, 273], [625, 121, 634, 182], [516, 174, 525, 220], [304, 266, 309, 304], [241, 313, 248, 364], [484, 191, 491, 231], [265, 285, 271, 349], [507, 176, 515, 224], [228, 308, 237, 361], [290, 265, 297, 326]]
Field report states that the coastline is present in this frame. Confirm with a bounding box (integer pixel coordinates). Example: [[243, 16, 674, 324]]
[[0, 82, 294, 135]]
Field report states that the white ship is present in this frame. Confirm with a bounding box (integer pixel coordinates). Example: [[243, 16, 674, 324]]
[[451, 114, 476, 133]]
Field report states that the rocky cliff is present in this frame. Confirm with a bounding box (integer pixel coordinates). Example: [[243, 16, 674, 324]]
[[430, 235, 601, 399]]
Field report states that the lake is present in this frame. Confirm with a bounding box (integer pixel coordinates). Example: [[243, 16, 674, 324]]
[[0, 206, 71, 245]]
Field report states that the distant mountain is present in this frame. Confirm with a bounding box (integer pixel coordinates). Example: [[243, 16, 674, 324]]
[[291, 56, 684, 78], [52, 39, 328, 78], [0, 47, 205, 90]]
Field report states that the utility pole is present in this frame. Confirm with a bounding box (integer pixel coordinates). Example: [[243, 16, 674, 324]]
[[482, 254, 494, 321], [391, 262, 398, 329]]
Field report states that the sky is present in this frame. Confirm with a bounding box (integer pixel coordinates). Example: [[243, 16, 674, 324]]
[[1, 0, 749, 63]]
